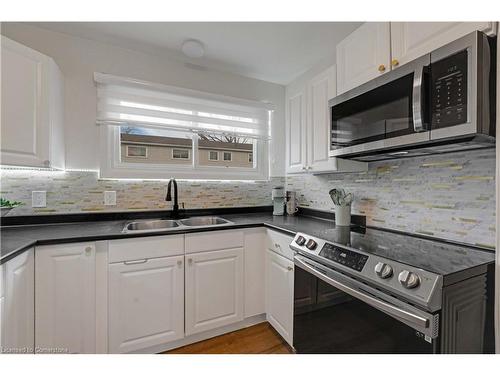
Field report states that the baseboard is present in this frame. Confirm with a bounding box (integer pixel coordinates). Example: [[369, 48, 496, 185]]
[[128, 313, 267, 354]]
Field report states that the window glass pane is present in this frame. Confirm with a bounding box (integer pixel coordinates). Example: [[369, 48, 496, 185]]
[[120, 126, 192, 165], [197, 134, 255, 168]]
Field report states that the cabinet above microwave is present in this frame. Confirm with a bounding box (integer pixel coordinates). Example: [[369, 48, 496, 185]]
[[329, 31, 495, 162]]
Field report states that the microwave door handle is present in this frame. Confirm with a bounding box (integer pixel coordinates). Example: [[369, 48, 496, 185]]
[[294, 256, 429, 330], [412, 67, 425, 132]]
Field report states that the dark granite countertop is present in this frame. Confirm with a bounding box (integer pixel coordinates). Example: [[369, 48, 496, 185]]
[[1, 212, 495, 282]]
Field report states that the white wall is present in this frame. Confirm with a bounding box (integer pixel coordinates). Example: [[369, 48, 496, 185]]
[[0, 23, 286, 176]]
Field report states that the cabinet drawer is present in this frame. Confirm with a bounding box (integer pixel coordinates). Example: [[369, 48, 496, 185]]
[[108, 235, 184, 263], [266, 229, 295, 260], [185, 230, 244, 254]]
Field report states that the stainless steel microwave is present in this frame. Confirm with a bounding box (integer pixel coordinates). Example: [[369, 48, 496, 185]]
[[329, 31, 496, 162]]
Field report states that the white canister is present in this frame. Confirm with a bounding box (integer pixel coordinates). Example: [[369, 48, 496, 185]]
[[334, 204, 351, 226]]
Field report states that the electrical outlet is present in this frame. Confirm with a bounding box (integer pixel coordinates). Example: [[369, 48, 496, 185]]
[[104, 191, 117, 206], [32, 191, 46, 208]]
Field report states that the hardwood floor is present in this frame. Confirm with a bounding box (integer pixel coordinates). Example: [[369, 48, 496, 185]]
[[164, 322, 294, 354]]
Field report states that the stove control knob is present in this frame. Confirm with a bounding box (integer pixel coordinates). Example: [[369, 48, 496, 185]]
[[306, 239, 318, 250], [398, 270, 420, 289], [295, 236, 306, 246], [374, 262, 393, 279]]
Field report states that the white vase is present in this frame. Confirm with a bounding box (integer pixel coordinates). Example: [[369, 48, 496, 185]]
[[334, 204, 351, 226]]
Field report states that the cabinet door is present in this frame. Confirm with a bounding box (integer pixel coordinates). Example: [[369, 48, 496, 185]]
[[185, 248, 244, 335], [2, 249, 35, 353], [35, 243, 96, 354], [1, 36, 51, 168], [285, 85, 308, 174], [391, 22, 497, 68], [265, 250, 294, 346], [336, 22, 391, 94], [307, 67, 335, 172], [108, 256, 184, 353]]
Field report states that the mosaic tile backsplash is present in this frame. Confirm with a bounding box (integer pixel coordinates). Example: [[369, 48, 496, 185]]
[[0, 170, 283, 215], [287, 149, 496, 249]]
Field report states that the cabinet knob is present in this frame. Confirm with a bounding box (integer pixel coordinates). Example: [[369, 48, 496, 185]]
[[378, 64, 386, 72], [177, 260, 183, 267], [188, 258, 193, 265], [287, 266, 293, 271], [85, 247, 92, 256], [391, 59, 399, 67], [302, 166, 307, 170]]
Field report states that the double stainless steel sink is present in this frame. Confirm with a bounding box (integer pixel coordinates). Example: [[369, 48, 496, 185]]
[[122, 216, 233, 233]]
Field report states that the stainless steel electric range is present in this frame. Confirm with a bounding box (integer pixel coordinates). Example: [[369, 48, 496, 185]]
[[290, 227, 494, 354]]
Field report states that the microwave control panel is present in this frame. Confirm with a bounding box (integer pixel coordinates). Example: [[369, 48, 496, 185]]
[[431, 49, 468, 129]]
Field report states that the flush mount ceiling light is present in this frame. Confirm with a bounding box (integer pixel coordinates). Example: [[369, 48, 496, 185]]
[[181, 39, 205, 58]]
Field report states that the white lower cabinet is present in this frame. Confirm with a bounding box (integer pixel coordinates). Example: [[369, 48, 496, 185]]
[[1, 249, 35, 353], [265, 249, 294, 347], [185, 247, 244, 336], [108, 255, 184, 353], [35, 243, 96, 354]]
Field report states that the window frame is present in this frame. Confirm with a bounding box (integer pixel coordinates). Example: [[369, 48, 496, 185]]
[[223, 152, 232, 161], [125, 145, 148, 158], [99, 126, 269, 180], [208, 151, 219, 161], [172, 148, 190, 160]]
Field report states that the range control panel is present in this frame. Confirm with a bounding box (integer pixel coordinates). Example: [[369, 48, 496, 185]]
[[431, 49, 468, 128], [319, 243, 368, 272]]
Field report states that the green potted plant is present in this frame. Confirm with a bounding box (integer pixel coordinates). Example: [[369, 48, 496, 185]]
[[329, 188, 353, 226], [0, 197, 24, 217]]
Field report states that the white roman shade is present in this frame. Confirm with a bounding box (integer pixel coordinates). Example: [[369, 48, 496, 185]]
[[94, 73, 273, 140]]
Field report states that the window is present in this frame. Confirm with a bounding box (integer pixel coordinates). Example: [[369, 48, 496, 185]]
[[208, 151, 218, 161], [126, 145, 147, 158], [96, 73, 272, 180], [172, 149, 190, 160]]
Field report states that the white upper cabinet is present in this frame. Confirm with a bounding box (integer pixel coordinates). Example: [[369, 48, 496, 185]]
[[1, 249, 35, 353], [285, 66, 367, 175], [185, 247, 244, 336], [336, 22, 391, 94], [285, 85, 308, 174], [391, 22, 497, 68], [35, 243, 96, 354], [1, 36, 64, 169], [108, 255, 184, 353]]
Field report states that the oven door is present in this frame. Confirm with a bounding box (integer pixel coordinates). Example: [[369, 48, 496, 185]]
[[293, 255, 440, 354], [329, 54, 431, 158]]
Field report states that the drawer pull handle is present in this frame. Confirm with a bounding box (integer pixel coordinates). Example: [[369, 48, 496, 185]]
[[124, 259, 148, 265]]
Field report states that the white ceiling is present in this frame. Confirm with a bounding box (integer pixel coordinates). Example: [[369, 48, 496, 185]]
[[29, 22, 362, 85]]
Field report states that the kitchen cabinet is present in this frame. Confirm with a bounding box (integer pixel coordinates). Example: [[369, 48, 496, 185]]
[[35, 242, 96, 353], [185, 247, 244, 336], [243, 228, 266, 318], [336, 22, 497, 95], [285, 66, 367, 175], [1, 249, 35, 353], [285, 84, 307, 174], [265, 249, 294, 346], [0, 36, 64, 169], [336, 22, 391, 94], [108, 255, 184, 353], [391, 22, 497, 68]]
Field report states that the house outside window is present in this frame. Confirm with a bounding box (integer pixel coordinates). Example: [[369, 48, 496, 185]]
[[96, 73, 272, 180]]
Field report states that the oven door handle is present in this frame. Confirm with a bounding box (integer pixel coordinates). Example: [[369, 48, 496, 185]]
[[294, 256, 429, 330], [412, 67, 426, 132]]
